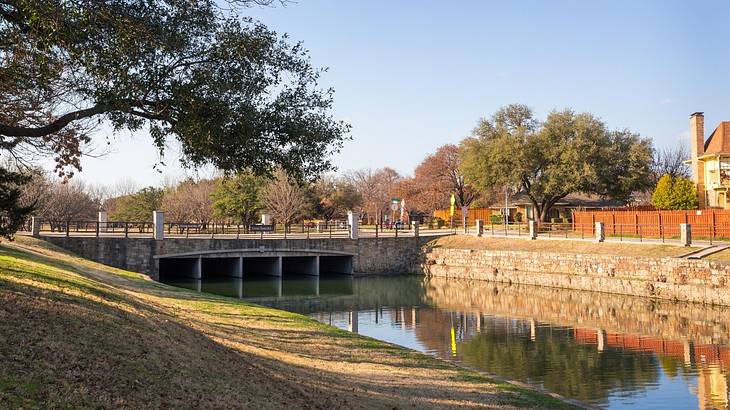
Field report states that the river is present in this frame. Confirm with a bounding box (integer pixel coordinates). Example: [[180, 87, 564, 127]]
[[160, 273, 730, 409]]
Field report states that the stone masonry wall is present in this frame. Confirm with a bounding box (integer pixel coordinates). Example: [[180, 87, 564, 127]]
[[42, 235, 433, 276], [421, 247, 730, 306]]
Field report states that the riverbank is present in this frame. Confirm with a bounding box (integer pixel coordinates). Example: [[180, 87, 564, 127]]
[[423, 236, 730, 305], [0, 237, 575, 409]]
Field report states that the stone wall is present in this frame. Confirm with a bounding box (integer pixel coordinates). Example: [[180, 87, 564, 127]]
[[422, 247, 730, 306], [42, 235, 433, 276]]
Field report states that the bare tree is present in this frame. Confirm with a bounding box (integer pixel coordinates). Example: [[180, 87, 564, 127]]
[[24, 176, 101, 229], [162, 178, 216, 224], [346, 167, 401, 224], [262, 170, 310, 230], [651, 144, 691, 188]]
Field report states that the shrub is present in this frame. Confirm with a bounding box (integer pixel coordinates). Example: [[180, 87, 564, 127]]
[[514, 212, 523, 222], [434, 217, 445, 228], [652, 175, 699, 210], [489, 214, 503, 224]]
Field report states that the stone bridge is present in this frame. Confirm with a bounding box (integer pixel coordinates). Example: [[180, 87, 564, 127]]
[[40, 235, 436, 278]]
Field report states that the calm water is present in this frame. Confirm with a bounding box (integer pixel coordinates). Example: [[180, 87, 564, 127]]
[[160, 273, 730, 409]]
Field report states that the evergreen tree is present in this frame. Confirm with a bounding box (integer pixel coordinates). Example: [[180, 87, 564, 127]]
[[651, 174, 698, 210], [0, 168, 33, 239]]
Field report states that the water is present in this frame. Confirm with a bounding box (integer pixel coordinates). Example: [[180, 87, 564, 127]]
[[160, 273, 730, 409]]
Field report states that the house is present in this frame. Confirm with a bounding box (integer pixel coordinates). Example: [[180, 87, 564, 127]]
[[488, 193, 625, 222], [688, 112, 730, 208]]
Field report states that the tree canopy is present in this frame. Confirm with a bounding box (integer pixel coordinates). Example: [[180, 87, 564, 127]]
[[108, 187, 164, 222], [461, 104, 653, 222], [0, 0, 349, 179], [211, 172, 266, 225]]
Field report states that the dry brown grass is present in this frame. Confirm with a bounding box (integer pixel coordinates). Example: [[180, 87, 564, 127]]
[[431, 235, 692, 258], [0, 237, 576, 409]]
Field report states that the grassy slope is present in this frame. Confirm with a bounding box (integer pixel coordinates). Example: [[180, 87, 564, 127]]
[[432, 235, 692, 258], [0, 237, 576, 409]]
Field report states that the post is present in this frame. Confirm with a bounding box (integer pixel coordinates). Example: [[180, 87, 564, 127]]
[[347, 211, 359, 240], [98, 211, 108, 233], [528, 220, 537, 240], [475, 219, 484, 237], [595, 221, 605, 243], [413, 221, 420, 237], [261, 213, 271, 225], [153, 210, 164, 241], [31, 216, 40, 238], [680, 223, 692, 247]]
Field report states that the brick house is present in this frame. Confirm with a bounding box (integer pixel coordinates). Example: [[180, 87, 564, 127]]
[[688, 112, 730, 208]]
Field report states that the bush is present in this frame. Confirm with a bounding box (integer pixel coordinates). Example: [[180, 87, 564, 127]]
[[489, 214, 503, 224], [652, 175, 699, 210], [514, 212, 523, 222], [434, 217, 445, 228]]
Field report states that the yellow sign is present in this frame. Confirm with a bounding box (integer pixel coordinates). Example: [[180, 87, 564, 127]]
[[449, 194, 456, 216]]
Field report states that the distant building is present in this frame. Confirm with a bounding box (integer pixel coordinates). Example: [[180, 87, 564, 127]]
[[688, 112, 730, 208], [488, 193, 624, 222]]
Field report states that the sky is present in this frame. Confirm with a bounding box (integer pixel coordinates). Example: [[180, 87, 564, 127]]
[[71, 0, 730, 188]]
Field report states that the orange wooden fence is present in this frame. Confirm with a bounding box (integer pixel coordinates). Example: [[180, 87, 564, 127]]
[[573, 209, 730, 238], [432, 208, 493, 224]]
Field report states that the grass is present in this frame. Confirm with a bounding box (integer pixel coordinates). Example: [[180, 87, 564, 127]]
[[431, 235, 694, 258], [0, 236, 577, 409]]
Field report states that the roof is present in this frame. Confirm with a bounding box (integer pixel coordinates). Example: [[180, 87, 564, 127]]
[[489, 192, 625, 209], [703, 122, 730, 154]]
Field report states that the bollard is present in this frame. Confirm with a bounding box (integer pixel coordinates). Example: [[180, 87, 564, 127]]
[[153, 210, 164, 241], [347, 211, 359, 240], [413, 221, 420, 237], [528, 220, 538, 240], [98, 211, 108, 233], [31, 216, 40, 238], [475, 219, 484, 237], [680, 223, 692, 247], [595, 222, 605, 243]]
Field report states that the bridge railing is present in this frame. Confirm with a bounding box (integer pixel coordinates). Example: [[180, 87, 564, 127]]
[[22, 218, 450, 239], [27, 219, 357, 239]]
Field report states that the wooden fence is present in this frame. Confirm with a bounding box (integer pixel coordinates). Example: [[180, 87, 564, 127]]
[[573, 209, 730, 239], [433, 208, 493, 225]]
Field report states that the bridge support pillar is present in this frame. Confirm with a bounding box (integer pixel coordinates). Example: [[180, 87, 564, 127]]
[[194, 257, 201, 279], [153, 211, 165, 240], [347, 211, 359, 240]]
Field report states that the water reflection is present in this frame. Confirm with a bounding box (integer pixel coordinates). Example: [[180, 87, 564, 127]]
[[160, 273, 730, 409]]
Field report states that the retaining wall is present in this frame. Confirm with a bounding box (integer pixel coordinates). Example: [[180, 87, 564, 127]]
[[421, 247, 730, 306]]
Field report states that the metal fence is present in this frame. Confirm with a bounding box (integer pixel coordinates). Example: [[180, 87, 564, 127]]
[[21, 219, 457, 239]]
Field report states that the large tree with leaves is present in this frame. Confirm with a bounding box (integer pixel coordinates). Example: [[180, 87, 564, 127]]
[[211, 172, 266, 226], [461, 104, 653, 222], [0, 0, 348, 236]]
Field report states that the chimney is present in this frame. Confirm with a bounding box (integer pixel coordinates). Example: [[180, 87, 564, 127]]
[[690, 112, 705, 207]]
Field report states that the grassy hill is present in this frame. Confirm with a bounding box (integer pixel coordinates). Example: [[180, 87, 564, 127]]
[[0, 237, 577, 409]]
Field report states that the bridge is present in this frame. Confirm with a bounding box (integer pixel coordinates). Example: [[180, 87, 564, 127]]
[[157, 248, 354, 279], [27, 211, 447, 278]]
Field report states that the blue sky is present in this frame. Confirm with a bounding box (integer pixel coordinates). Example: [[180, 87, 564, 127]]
[[76, 0, 730, 187]]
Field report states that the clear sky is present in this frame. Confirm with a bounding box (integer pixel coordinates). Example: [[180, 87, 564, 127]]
[[73, 0, 730, 187]]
